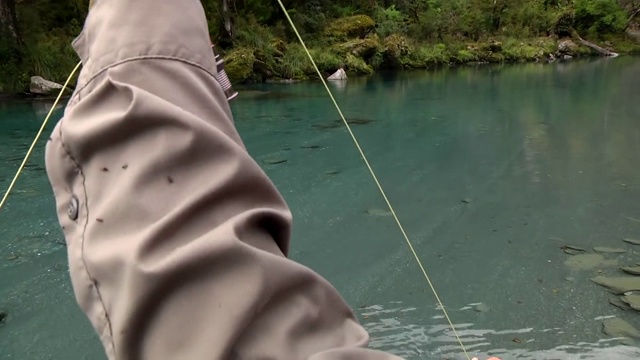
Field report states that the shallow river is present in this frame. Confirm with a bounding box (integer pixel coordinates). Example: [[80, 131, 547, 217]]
[[1, 57, 640, 359]]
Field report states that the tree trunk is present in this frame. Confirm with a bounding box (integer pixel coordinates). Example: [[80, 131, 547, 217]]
[[0, 0, 20, 40], [222, 0, 233, 38], [626, 7, 640, 30], [572, 29, 619, 57]]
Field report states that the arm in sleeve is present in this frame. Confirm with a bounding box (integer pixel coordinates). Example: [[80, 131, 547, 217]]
[[44, 0, 404, 359]]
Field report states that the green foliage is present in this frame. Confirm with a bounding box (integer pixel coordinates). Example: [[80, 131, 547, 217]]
[[309, 49, 343, 72], [574, 0, 627, 34], [0, 0, 638, 92], [344, 53, 373, 74], [408, 43, 449, 67], [502, 39, 545, 61], [324, 15, 375, 42], [275, 43, 313, 79], [224, 48, 256, 83], [374, 5, 407, 38]]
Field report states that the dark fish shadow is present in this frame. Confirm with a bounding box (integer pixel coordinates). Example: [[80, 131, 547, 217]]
[[312, 117, 374, 130]]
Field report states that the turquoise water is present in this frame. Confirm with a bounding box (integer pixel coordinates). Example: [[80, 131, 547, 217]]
[[2, 57, 640, 359]]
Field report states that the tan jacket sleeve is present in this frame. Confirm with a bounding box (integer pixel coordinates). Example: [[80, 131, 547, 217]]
[[44, 0, 404, 359]]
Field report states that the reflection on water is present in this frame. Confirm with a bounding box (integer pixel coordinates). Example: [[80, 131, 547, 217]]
[[360, 301, 640, 359]]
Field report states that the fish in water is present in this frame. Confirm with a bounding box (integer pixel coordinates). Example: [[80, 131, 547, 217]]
[[312, 117, 374, 130], [263, 158, 287, 165]]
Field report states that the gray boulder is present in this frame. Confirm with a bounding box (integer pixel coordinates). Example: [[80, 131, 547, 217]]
[[30, 76, 63, 95]]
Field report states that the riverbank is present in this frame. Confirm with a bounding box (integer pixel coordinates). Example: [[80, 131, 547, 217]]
[[2, 4, 640, 95], [222, 27, 640, 84]]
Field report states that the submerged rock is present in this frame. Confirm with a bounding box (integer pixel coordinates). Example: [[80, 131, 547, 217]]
[[560, 245, 587, 255], [602, 318, 640, 339], [621, 294, 640, 311], [591, 276, 640, 294], [474, 303, 490, 313], [593, 246, 627, 254], [621, 266, 640, 275], [0, 310, 6, 324], [623, 238, 640, 245], [564, 254, 616, 271], [366, 208, 392, 217], [610, 297, 633, 311]]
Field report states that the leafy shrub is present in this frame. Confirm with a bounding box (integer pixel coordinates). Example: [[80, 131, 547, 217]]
[[574, 0, 627, 35]]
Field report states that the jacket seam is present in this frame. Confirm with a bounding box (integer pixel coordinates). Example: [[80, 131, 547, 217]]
[[71, 55, 219, 104], [58, 55, 220, 360], [57, 121, 118, 359]]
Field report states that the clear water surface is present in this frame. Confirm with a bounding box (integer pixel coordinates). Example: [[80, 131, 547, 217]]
[[1, 57, 640, 359]]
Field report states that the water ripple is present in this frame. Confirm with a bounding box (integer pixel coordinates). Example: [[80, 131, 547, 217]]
[[359, 302, 640, 360]]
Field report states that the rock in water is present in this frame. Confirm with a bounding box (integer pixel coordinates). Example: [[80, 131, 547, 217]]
[[621, 266, 640, 275], [602, 318, 640, 339], [591, 276, 640, 294], [593, 246, 626, 254], [610, 297, 633, 311], [623, 238, 640, 245], [30, 76, 64, 95], [565, 254, 613, 271], [328, 68, 347, 80], [621, 295, 640, 311], [560, 245, 587, 255]]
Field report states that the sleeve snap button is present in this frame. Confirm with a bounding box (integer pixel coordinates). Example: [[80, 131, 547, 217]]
[[68, 195, 79, 221]]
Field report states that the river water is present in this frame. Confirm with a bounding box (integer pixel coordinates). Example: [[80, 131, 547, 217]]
[[1, 57, 640, 359]]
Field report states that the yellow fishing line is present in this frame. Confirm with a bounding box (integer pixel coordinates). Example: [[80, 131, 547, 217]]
[[0, 61, 82, 211], [274, 2, 471, 359]]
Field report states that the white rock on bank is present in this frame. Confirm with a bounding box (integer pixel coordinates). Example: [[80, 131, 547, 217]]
[[30, 76, 63, 95], [328, 68, 347, 81]]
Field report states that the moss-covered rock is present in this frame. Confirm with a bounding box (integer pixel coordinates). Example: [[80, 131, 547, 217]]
[[381, 34, 412, 68], [344, 54, 374, 75], [224, 48, 256, 83], [333, 38, 380, 58], [324, 15, 375, 41]]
